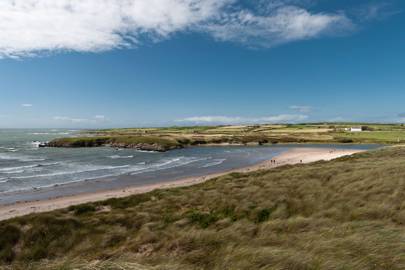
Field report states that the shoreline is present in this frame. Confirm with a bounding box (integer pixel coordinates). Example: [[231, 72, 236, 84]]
[[0, 147, 365, 221]]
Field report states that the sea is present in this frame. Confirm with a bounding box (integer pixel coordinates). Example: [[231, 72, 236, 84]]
[[0, 129, 380, 205]]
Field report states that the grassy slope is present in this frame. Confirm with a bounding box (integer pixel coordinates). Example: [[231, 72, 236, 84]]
[[47, 136, 183, 151], [2, 146, 405, 269]]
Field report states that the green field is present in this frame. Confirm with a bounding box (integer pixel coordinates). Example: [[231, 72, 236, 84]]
[[2, 146, 405, 269], [335, 131, 405, 143], [50, 123, 405, 150]]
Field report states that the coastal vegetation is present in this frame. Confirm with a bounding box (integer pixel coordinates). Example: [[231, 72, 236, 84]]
[[2, 146, 405, 269], [47, 136, 184, 152], [47, 123, 405, 151]]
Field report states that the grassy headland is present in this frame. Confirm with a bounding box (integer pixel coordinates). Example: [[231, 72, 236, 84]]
[[47, 136, 184, 152], [48, 123, 405, 151], [2, 146, 405, 269]]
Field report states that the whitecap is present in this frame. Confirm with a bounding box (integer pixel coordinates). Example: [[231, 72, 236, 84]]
[[0, 162, 59, 173], [2, 170, 25, 174], [8, 172, 122, 192], [0, 177, 8, 183], [0, 164, 38, 172], [130, 156, 208, 175], [201, 159, 227, 168], [0, 153, 45, 162], [108, 155, 134, 159], [9, 164, 131, 180], [31, 132, 50, 135], [134, 150, 159, 153], [20, 158, 46, 162]]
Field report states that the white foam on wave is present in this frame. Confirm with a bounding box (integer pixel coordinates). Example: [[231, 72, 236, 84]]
[[31, 132, 70, 135], [20, 158, 46, 162], [130, 156, 208, 175], [3, 170, 25, 174], [31, 132, 50, 135], [108, 155, 134, 159], [8, 164, 131, 181], [0, 177, 8, 183], [0, 147, 19, 152], [0, 153, 45, 162], [0, 162, 59, 174], [201, 158, 227, 168], [134, 150, 159, 153], [0, 164, 38, 172], [2, 172, 122, 193]]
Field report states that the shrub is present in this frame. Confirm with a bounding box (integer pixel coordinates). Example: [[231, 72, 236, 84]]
[[255, 208, 271, 223], [0, 225, 21, 263], [103, 193, 150, 209], [338, 138, 354, 143], [188, 211, 219, 228], [69, 204, 96, 215]]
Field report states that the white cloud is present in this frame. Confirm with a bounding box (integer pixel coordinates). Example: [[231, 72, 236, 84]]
[[260, 114, 308, 123], [53, 116, 88, 123], [355, 2, 400, 22], [21, 103, 33, 107], [328, 116, 346, 122], [0, 0, 231, 58], [289, 105, 312, 113], [203, 6, 353, 47], [94, 115, 106, 120], [52, 115, 108, 124], [177, 114, 307, 124], [0, 0, 355, 58], [178, 116, 243, 124]]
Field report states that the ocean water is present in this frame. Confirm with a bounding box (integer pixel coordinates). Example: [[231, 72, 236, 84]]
[[0, 129, 380, 200]]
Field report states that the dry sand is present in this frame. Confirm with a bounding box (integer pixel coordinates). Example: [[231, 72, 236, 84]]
[[0, 147, 364, 221]]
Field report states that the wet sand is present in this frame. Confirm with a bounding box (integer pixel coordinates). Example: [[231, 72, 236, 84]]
[[0, 147, 364, 221]]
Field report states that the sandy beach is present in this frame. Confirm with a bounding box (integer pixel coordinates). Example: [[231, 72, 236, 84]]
[[0, 147, 365, 221]]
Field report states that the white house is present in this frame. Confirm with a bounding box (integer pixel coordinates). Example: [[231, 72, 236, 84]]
[[350, 127, 363, 132]]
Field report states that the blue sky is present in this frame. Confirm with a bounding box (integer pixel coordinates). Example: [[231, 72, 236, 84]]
[[0, 0, 404, 128]]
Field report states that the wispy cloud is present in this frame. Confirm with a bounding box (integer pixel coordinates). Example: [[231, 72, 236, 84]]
[[203, 5, 353, 48], [177, 114, 308, 124], [328, 116, 346, 122], [21, 103, 33, 107], [0, 0, 357, 58], [396, 113, 405, 123], [289, 105, 312, 113], [354, 2, 401, 22], [94, 115, 107, 121], [52, 115, 108, 124]]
